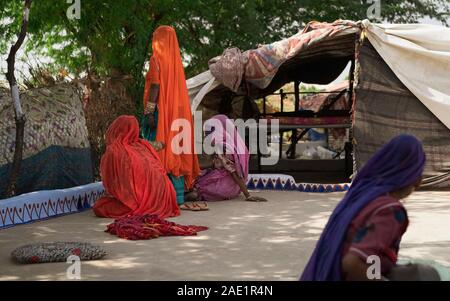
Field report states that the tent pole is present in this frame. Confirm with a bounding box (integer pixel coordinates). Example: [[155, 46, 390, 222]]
[[263, 96, 267, 115], [294, 81, 300, 112], [280, 89, 284, 113], [346, 57, 356, 180], [348, 59, 355, 104]]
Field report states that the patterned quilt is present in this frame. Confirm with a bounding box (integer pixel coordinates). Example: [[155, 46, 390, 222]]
[[210, 20, 360, 91], [0, 84, 90, 166], [0, 84, 93, 196]]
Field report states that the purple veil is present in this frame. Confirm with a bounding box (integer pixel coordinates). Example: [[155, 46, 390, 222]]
[[206, 114, 249, 180], [300, 134, 426, 281]]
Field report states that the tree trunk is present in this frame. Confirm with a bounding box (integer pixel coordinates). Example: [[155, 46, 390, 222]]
[[83, 73, 136, 180], [4, 0, 33, 197]]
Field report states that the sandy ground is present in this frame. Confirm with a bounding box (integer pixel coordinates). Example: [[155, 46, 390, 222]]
[[0, 190, 449, 281]]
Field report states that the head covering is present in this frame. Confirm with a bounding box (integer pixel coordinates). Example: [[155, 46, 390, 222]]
[[106, 115, 140, 146], [207, 114, 249, 180], [146, 25, 200, 189], [301, 134, 426, 281], [93, 115, 179, 219]]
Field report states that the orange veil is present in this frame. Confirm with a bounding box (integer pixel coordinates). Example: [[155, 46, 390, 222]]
[[93, 115, 179, 219], [144, 26, 200, 189]]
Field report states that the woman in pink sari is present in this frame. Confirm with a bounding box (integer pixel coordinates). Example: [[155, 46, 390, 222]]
[[190, 115, 267, 203]]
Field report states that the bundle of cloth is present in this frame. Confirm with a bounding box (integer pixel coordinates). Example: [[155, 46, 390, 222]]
[[105, 214, 208, 240]]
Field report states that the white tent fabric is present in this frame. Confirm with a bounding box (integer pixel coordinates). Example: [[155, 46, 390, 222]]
[[362, 20, 450, 129], [186, 70, 220, 112]]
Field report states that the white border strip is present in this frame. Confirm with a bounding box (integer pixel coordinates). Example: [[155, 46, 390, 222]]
[[0, 182, 104, 229]]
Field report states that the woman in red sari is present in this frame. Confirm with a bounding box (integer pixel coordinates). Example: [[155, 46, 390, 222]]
[[93, 115, 179, 219]]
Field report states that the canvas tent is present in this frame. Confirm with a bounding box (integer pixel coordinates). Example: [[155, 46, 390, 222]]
[[187, 20, 450, 188]]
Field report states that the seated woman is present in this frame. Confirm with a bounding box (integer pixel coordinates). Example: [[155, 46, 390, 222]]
[[300, 134, 435, 281], [185, 115, 267, 206], [93, 115, 179, 219]]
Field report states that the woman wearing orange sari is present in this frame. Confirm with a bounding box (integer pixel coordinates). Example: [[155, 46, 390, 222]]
[[142, 25, 203, 211], [93, 115, 179, 219]]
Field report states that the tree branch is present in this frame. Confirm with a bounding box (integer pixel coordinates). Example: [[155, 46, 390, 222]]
[[4, 0, 33, 198]]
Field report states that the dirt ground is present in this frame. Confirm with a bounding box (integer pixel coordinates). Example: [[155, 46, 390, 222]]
[[0, 190, 449, 281]]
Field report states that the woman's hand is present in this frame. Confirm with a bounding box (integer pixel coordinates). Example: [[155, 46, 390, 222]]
[[245, 196, 268, 202], [150, 141, 165, 151]]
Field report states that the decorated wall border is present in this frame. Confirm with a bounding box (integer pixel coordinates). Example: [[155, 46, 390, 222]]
[[0, 182, 104, 229], [246, 174, 350, 193]]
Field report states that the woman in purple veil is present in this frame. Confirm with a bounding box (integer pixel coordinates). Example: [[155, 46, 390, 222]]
[[301, 134, 429, 281]]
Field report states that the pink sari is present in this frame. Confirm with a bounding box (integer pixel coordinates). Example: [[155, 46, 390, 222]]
[[195, 115, 249, 201]]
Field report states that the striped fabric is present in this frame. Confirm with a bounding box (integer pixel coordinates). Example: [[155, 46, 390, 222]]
[[354, 40, 450, 188]]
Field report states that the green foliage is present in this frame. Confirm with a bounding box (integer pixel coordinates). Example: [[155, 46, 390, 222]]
[[300, 84, 320, 94], [1, 0, 449, 92]]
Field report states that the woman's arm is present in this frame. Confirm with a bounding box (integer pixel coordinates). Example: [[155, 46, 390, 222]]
[[230, 172, 268, 202], [144, 84, 160, 113], [144, 84, 160, 129], [230, 171, 250, 198], [342, 253, 377, 281], [143, 57, 160, 108], [342, 205, 407, 281], [143, 71, 152, 107], [200, 159, 214, 170], [148, 84, 160, 105], [143, 56, 160, 129]]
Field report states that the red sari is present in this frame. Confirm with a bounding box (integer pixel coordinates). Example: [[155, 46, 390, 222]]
[[143, 26, 200, 189], [93, 115, 179, 219]]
